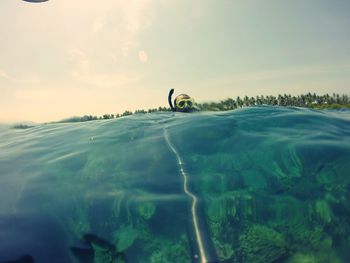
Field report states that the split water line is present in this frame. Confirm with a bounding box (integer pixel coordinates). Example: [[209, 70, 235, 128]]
[[164, 128, 208, 263]]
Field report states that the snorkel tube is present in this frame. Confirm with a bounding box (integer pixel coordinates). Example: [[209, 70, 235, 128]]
[[168, 89, 175, 112]]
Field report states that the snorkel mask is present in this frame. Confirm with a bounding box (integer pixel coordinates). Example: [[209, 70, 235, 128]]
[[175, 94, 195, 112]]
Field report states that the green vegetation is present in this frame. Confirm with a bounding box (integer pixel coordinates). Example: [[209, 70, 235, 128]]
[[12, 123, 35, 129], [197, 92, 350, 111], [55, 93, 349, 123]]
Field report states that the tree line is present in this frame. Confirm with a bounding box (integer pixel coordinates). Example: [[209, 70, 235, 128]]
[[57, 92, 349, 123], [197, 92, 349, 111]]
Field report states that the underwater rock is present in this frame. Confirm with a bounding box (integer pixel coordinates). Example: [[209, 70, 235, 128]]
[[239, 224, 288, 263]]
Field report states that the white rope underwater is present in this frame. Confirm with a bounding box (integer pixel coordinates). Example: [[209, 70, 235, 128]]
[[163, 128, 208, 263]]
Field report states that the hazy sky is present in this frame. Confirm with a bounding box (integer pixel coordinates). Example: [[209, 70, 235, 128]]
[[1, 0, 350, 122]]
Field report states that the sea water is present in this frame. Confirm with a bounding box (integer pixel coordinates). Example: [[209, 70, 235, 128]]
[[0, 107, 349, 263]]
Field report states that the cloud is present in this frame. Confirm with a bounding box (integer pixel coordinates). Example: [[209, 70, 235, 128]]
[[138, 50, 148, 63]]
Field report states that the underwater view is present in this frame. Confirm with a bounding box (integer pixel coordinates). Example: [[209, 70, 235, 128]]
[[0, 106, 350, 263]]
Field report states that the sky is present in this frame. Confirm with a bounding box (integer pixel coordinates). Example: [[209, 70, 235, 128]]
[[1, 0, 350, 122]]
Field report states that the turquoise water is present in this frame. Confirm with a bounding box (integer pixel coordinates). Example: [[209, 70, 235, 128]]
[[0, 107, 350, 263]]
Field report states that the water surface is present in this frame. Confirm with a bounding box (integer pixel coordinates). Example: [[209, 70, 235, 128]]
[[0, 107, 350, 263]]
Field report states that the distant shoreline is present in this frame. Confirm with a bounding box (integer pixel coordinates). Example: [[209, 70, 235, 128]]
[[12, 92, 350, 128]]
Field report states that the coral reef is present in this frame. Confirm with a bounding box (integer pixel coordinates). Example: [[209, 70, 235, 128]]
[[239, 225, 288, 263], [146, 235, 191, 263], [288, 225, 333, 252]]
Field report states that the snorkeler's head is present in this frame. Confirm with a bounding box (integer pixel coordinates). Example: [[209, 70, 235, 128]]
[[174, 94, 195, 112]]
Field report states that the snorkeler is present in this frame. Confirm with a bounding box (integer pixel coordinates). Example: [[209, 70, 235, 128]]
[[168, 89, 196, 113]]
